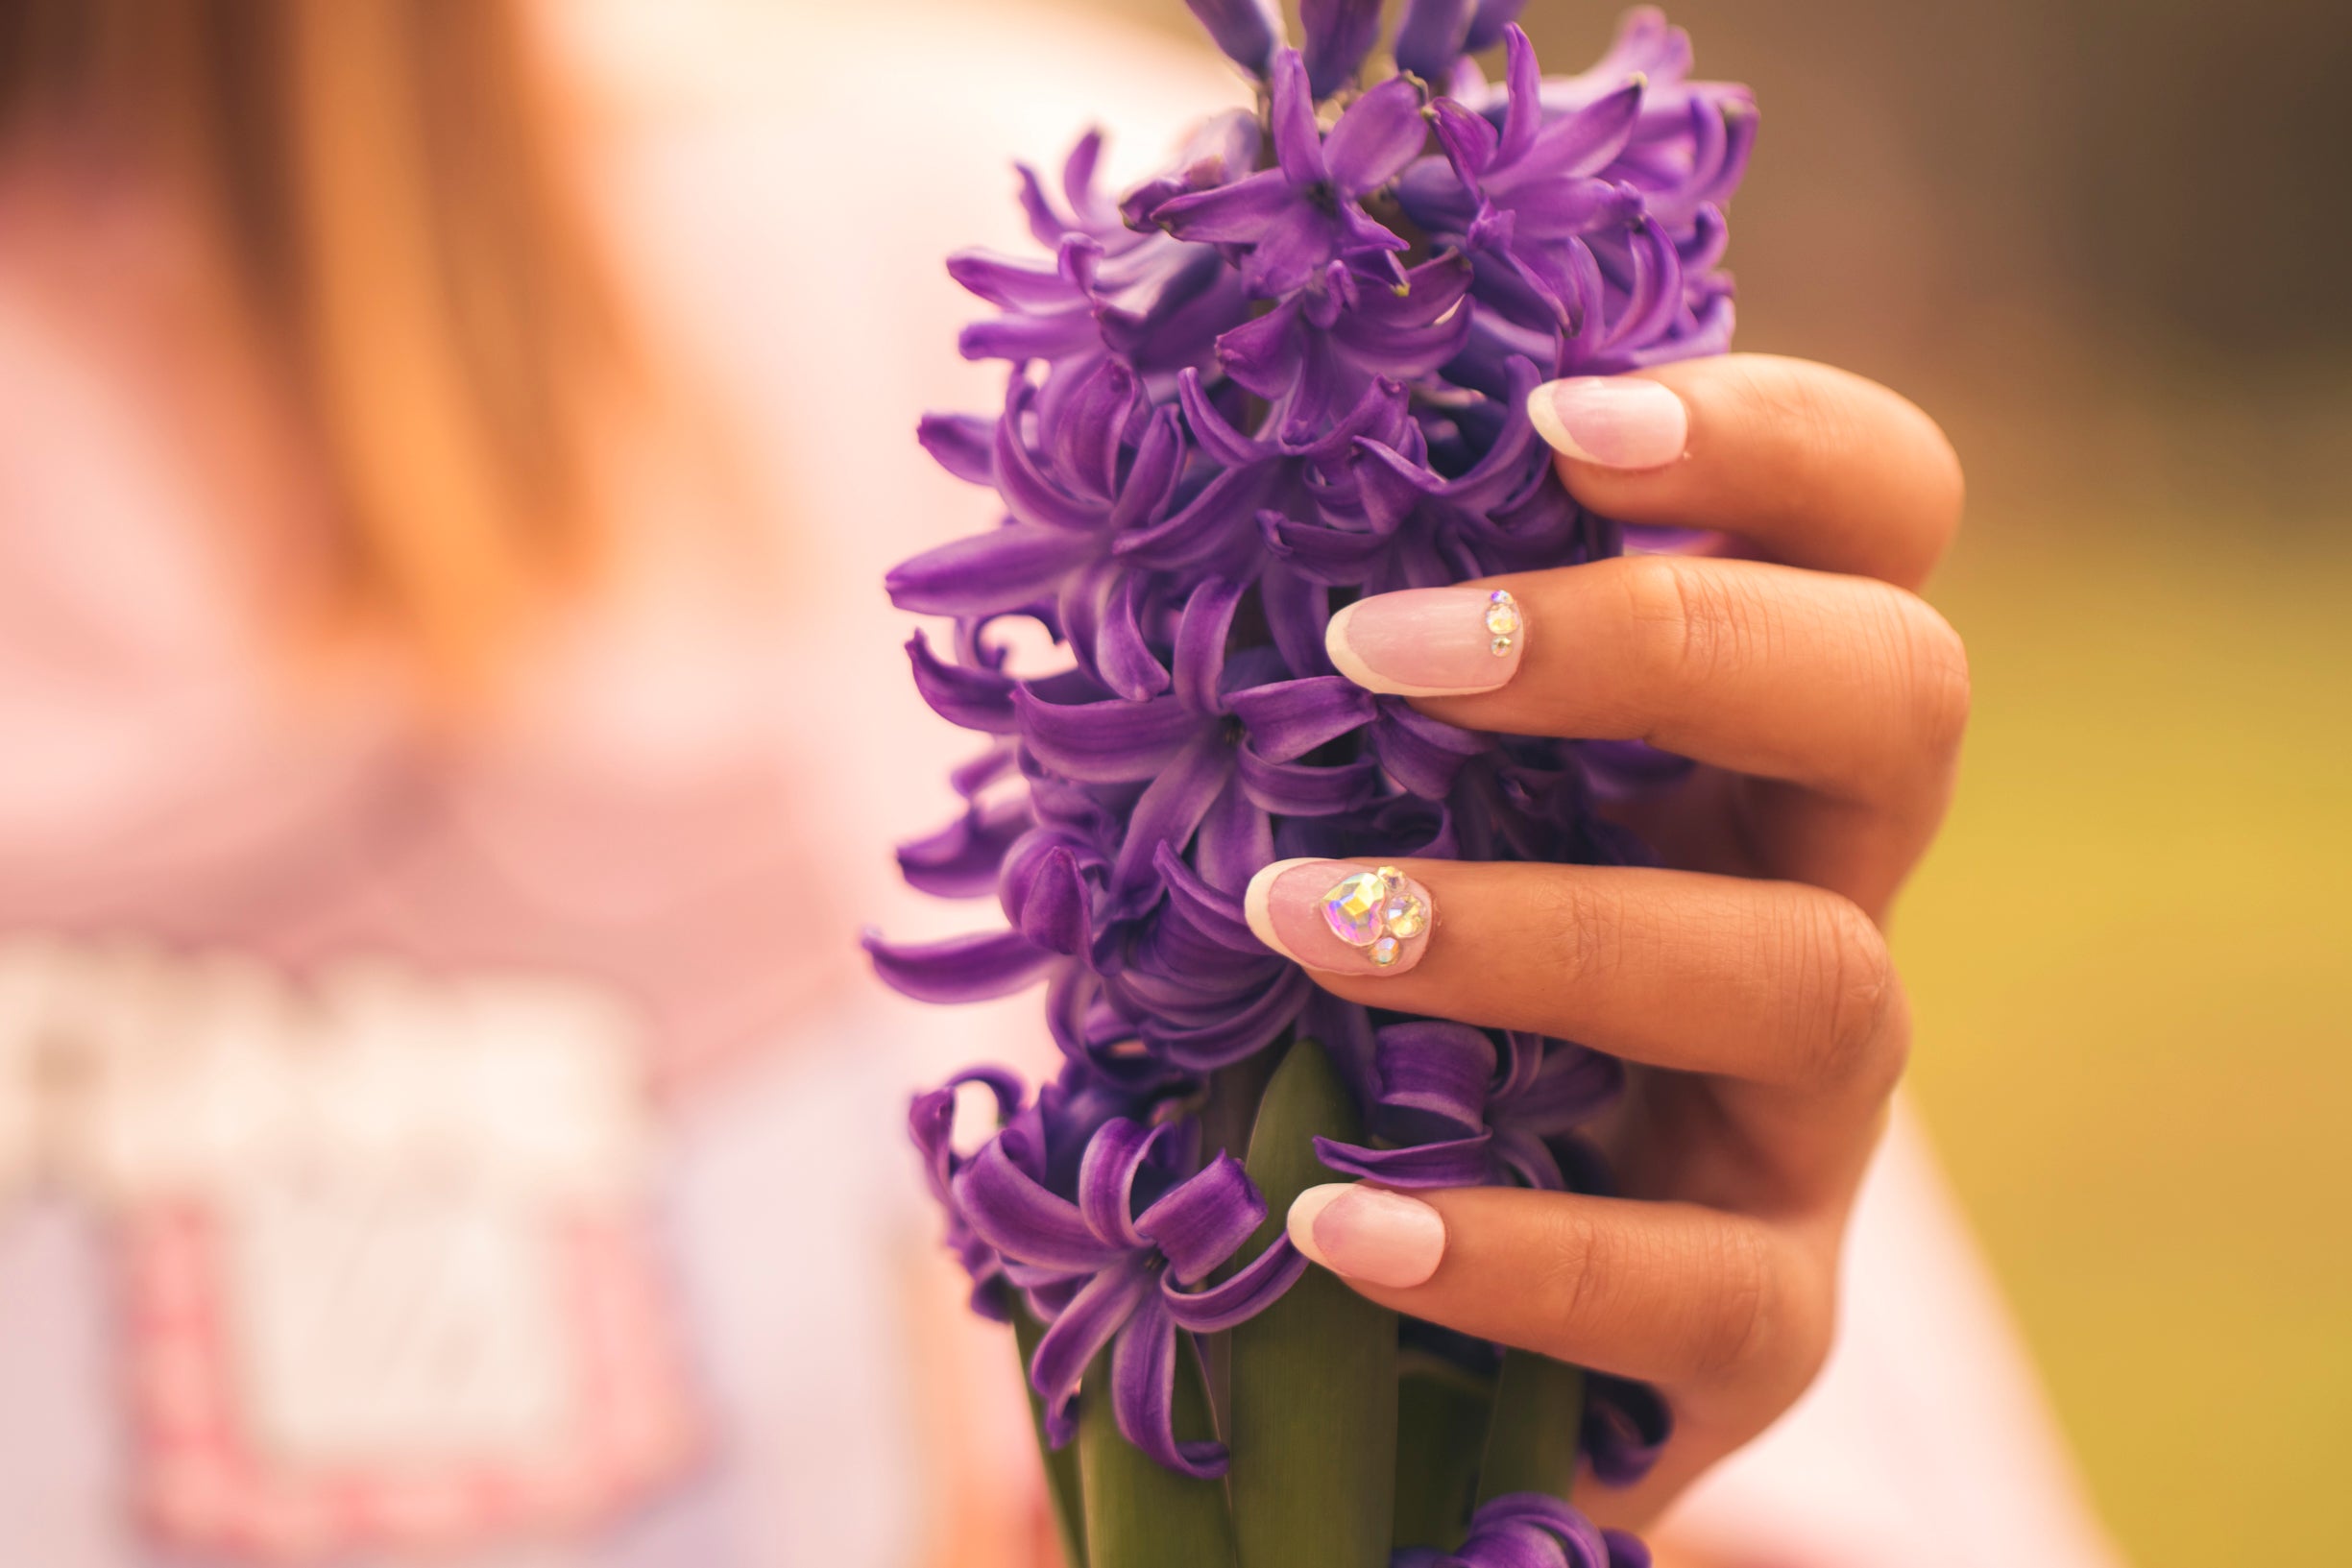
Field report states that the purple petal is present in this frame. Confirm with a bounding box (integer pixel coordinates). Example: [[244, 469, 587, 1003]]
[[1235, 749, 1381, 816], [1147, 966, 1313, 1071], [958, 1132, 1128, 1272], [1134, 1149, 1266, 1283], [1315, 1132, 1494, 1187], [1181, 0, 1284, 75], [916, 412, 996, 486], [1108, 733, 1235, 903], [1162, 1233, 1309, 1330], [1106, 407, 1188, 535], [1300, 0, 1383, 100], [1375, 1021, 1496, 1129], [1174, 575, 1249, 715], [1154, 167, 1295, 244], [1494, 25, 1543, 167], [1226, 676, 1376, 761], [1506, 1043, 1624, 1133], [1192, 772, 1275, 893], [1030, 1258, 1155, 1446], [1461, 0, 1529, 52], [1152, 839, 1261, 950], [1216, 294, 1308, 400], [896, 796, 1031, 898], [886, 524, 1094, 616], [948, 249, 1080, 310], [1583, 1375, 1670, 1486], [1016, 688, 1199, 783], [1373, 698, 1491, 798], [1077, 1117, 1162, 1249], [1324, 76, 1429, 193], [864, 929, 1059, 1004], [1097, 572, 1174, 700], [958, 311, 1103, 366], [1267, 50, 1327, 185], [1110, 1295, 1228, 1477], [1004, 842, 1091, 954], [1394, 0, 1474, 83], [907, 632, 1018, 734], [1507, 80, 1644, 187]]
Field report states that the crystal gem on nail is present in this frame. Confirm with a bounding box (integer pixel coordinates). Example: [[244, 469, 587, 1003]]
[[1484, 589, 1522, 657], [1320, 864, 1429, 956]]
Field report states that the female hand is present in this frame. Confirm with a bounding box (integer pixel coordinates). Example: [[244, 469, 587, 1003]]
[[1241, 353, 1969, 1524]]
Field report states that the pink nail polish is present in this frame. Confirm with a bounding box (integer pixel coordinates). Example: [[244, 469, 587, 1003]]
[[1243, 858, 1435, 977], [1326, 586, 1526, 697], [1289, 1184, 1446, 1289], [1527, 376, 1688, 470]]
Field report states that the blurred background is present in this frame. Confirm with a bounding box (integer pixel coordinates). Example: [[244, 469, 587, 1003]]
[[1078, 3, 2352, 1565], [1109, 0, 2352, 1562]]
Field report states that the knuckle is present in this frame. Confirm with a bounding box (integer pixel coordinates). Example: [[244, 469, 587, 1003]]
[[1619, 556, 1773, 705], [1528, 1204, 1613, 1346], [1798, 891, 1899, 1088], [1528, 873, 1629, 999], [1902, 599, 1974, 759], [1689, 1219, 1783, 1381]]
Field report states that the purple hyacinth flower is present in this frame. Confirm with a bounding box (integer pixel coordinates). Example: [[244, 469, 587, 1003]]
[[1155, 51, 1425, 298], [1315, 1022, 1621, 1190], [1299, 0, 1384, 100], [1394, 1492, 1650, 1568], [1182, 0, 1286, 77], [1393, 0, 1475, 84], [955, 1107, 1308, 1475]]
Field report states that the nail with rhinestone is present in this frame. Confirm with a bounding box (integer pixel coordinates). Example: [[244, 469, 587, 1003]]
[[1245, 858, 1437, 977], [1324, 585, 1528, 697]]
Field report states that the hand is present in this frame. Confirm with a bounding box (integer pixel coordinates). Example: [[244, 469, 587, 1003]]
[[1241, 354, 1967, 1523]]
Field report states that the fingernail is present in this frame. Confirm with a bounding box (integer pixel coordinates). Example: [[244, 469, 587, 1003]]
[[1527, 376, 1687, 470], [1326, 587, 1526, 697], [1243, 858, 1434, 977], [1288, 1184, 1446, 1289]]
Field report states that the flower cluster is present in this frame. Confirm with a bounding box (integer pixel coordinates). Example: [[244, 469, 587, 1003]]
[[874, 0, 1752, 1516]]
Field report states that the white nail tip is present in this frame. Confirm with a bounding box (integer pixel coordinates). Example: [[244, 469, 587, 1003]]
[[1285, 1184, 1348, 1266], [1243, 857, 1315, 965]]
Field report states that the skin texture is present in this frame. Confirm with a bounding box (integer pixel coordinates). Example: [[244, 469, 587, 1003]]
[[1287, 352, 1970, 1528]]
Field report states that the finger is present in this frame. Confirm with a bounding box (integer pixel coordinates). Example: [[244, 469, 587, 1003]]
[[1284, 1182, 1827, 1397], [1326, 556, 1972, 815], [1527, 354, 1964, 590], [1242, 858, 1905, 1171]]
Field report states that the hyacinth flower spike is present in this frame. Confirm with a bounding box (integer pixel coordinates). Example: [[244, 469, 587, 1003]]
[[883, 4, 1756, 1563], [955, 1109, 1307, 1476]]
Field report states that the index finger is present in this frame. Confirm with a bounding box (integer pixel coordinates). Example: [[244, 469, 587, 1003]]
[[1528, 354, 1965, 591]]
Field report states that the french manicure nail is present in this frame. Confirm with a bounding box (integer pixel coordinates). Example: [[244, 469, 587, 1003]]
[[1243, 858, 1435, 977], [1288, 1184, 1446, 1289], [1326, 586, 1526, 697], [1527, 376, 1688, 470]]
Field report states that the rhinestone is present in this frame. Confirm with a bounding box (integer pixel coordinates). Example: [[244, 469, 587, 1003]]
[[1483, 591, 1522, 641], [1491, 636, 1514, 656], [1370, 935, 1401, 966], [1381, 894, 1428, 940], [1321, 870, 1389, 946]]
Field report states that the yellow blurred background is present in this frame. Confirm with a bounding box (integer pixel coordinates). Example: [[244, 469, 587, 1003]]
[[1092, 3, 2352, 1563]]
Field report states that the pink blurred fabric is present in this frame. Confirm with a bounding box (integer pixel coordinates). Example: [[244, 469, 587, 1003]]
[[0, 3, 2123, 1565]]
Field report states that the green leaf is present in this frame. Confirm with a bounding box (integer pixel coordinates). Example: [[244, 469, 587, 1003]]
[[1079, 1337, 1239, 1568], [1473, 1348, 1587, 1507], [1228, 1038, 1398, 1568], [1012, 1302, 1089, 1568], [1391, 1349, 1494, 1552]]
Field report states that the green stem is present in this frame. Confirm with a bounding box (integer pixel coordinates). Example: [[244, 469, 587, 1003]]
[[1228, 1038, 1398, 1568], [1012, 1303, 1089, 1568], [1079, 1337, 1239, 1568], [1391, 1350, 1495, 1552], [1473, 1348, 1587, 1507]]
